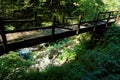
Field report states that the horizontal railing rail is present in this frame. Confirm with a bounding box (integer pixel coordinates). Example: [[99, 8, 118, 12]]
[[0, 11, 119, 55]]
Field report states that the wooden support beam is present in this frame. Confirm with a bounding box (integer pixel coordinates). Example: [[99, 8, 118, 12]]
[[94, 12, 99, 31], [106, 12, 111, 27], [3, 19, 34, 23], [0, 18, 8, 54], [51, 16, 56, 41], [76, 14, 83, 34]]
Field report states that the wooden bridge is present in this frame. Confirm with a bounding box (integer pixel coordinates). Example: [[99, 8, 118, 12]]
[[0, 11, 119, 55]]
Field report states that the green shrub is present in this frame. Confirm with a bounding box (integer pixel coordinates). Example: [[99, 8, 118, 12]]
[[102, 26, 120, 45], [1, 25, 120, 80], [57, 25, 120, 79], [0, 51, 32, 80], [58, 48, 76, 62]]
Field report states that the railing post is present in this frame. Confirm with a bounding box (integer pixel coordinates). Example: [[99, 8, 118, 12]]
[[62, 13, 65, 25], [90, 12, 100, 41], [91, 12, 105, 43], [0, 18, 8, 54], [115, 11, 119, 23], [94, 12, 99, 31], [76, 14, 83, 34], [51, 16, 56, 41], [106, 12, 111, 27]]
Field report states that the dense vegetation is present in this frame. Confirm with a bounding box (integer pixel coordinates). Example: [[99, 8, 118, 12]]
[[0, 0, 120, 80], [0, 0, 120, 30], [0, 24, 120, 79]]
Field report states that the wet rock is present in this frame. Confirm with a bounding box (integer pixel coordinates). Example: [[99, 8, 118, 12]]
[[36, 59, 42, 64], [18, 48, 31, 59]]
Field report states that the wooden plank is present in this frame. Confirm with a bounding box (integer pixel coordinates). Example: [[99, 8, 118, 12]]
[[5, 26, 52, 34], [3, 19, 35, 22], [106, 12, 111, 27], [51, 16, 56, 41], [77, 14, 83, 34]]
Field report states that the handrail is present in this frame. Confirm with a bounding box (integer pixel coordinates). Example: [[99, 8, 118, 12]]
[[4, 26, 52, 34], [0, 11, 119, 54], [3, 19, 35, 22]]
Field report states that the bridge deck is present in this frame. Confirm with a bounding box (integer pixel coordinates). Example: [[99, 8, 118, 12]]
[[0, 22, 95, 44], [0, 18, 116, 53], [0, 25, 77, 44], [2, 19, 115, 43]]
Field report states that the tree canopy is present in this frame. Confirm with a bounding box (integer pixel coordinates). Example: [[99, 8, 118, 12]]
[[0, 0, 120, 22]]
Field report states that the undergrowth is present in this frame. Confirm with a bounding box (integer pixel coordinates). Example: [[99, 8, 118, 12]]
[[0, 24, 120, 80], [0, 52, 32, 80]]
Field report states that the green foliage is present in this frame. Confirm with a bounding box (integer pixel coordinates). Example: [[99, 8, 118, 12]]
[[58, 33, 91, 62], [1, 24, 120, 80], [49, 38, 72, 49], [38, 25, 120, 80], [0, 0, 120, 79], [102, 24, 120, 45], [78, 25, 120, 79], [58, 48, 76, 62], [0, 51, 31, 80], [5, 25, 16, 31], [0, 0, 120, 30], [102, 0, 120, 10]]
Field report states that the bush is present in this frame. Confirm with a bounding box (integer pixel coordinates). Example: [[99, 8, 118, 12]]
[[0, 51, 32, 80], [1, 25, 120, 80]]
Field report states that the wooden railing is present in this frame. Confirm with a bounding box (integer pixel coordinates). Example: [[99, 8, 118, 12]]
[[0, 11, 119, 55], [63, 11, 119, 33]]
